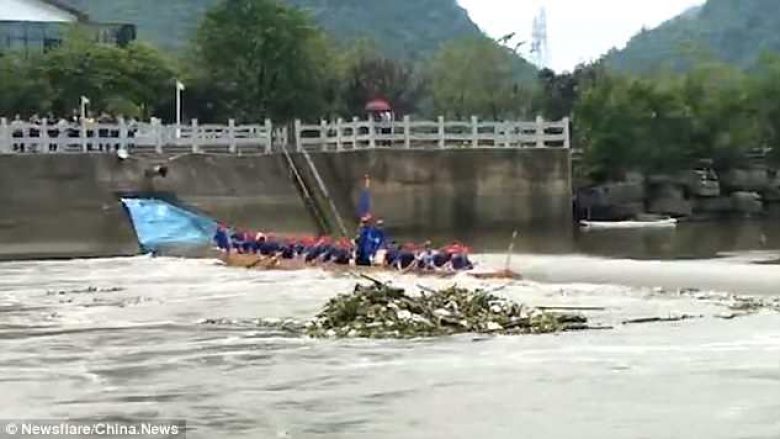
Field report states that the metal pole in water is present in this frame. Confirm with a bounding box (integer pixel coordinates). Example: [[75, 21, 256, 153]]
[[504, 230, 518, 271]]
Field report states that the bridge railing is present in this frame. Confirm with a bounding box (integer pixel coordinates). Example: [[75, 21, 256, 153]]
[[0, 116, 569, 155], [294, 116, 570, 152]]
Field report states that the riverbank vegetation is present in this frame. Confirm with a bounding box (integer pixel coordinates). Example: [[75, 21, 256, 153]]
[[3, 0, 780, 178]]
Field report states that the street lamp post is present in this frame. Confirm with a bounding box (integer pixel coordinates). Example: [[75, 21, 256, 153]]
[[80, 96, 90, 121], [175, 80, 185, 139]]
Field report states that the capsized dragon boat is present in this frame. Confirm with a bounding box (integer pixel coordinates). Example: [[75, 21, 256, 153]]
[[120, 197, 522, 280]]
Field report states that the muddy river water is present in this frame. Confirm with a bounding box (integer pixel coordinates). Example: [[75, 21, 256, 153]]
[[1, 237, 779, 439]]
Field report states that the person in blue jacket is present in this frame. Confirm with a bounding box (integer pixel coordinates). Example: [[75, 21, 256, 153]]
[[355, 217, 374, 266], [366, 219, 387, 259], [213, 224, 231, 252]]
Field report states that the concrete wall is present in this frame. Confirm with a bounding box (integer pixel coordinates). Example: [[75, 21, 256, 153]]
[[303, 149, 572, 234], [0, 149, 572, 259], [0, 154, 314, 260]]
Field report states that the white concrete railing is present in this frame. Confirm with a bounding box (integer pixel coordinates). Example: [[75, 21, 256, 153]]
[[0, 116, 570, 154], [294, 116, 570, 152]]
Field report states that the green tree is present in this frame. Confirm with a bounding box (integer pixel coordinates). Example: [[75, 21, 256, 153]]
[[337, 43, 426, 117], [194, 0, 336, 122], [38, 30, 178, 119], [575, 73, 695, 179], [536, 63, 604, 121], [428, 37, 532, 119], [747, 53, 780, 165], [0, 28, 177, 120], [0, 53, 52, 117]]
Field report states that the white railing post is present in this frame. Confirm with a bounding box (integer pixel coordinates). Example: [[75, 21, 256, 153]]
[[438, 116, 445, 148], [320, 119, 328, 152], [152, 118, 163, 154], [368, 116, 376, 149], [40, 118, 49, 153], [471, 116, 479, 149], [191, 118, 200, 153], [118, 117, 128, 155], [562, 116, 571, 149], [294, 119, 302, 152], [336, 118, 343, 151], [404, 115, 411, 149], [228, 118, 237, 154], [536, 115, 545, 148], [0, 117, 9, 154], [81, 118, 88, 152], [264, 119, 272, 154], [352, 116, 359, 149]]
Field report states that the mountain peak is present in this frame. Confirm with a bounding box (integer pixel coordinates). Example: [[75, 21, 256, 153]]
[[61, 0, 483, 59], [605, 0, 780, 73]]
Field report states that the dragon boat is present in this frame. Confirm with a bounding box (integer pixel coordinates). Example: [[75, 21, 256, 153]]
[[119, 195, 521, 281], [218, 252, 521, 280]]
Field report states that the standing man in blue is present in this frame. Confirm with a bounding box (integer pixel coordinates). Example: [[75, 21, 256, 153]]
[[355, 216, 374, 266], [367, 219, 387, 263], [355, 174, 375, 266]]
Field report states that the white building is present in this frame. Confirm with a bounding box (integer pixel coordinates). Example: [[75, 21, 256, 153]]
[[0, 0, 134, 54], [0, 0, 85, 23]]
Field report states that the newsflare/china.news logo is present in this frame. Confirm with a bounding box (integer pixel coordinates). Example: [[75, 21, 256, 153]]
[[1, 420, 186, 438]]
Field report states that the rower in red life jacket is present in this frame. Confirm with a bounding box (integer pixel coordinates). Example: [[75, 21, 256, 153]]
[[395, 242, 418, 271], [332, 238, 352, 265], [415, 241, 437, 271], [450, 244, 474, 271]]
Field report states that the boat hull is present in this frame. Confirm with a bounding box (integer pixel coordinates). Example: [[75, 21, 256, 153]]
[[579, 218, 678, 230], [218, 253, 521, 280]]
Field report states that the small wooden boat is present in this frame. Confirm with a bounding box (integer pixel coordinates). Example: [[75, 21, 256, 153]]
[[218, 253, 521, 280], [579, 217, 677, 230]]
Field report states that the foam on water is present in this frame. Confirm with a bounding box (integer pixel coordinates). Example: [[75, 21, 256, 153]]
[[0, 255, 779, 438], [492, 250, 780, 295]]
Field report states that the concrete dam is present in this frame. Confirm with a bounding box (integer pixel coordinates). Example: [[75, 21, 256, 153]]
[[0, 117, 572, 260]]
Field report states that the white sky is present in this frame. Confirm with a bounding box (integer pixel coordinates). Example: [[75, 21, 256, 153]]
[[458, 0, 704, 72]]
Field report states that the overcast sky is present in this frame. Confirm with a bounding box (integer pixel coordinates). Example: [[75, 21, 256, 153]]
[[458, 0, 704, 72]]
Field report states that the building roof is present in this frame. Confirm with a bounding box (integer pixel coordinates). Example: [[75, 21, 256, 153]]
[[40, 0, 89, 21], [0, 0, 88, 23]]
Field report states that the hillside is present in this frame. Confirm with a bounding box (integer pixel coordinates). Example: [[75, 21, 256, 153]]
[[62, 0, 484, 60], [604, 0, 780, 73]]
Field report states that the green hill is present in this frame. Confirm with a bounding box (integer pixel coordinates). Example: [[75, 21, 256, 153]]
[[62, 0, 484, 60], [604, 0, 780, 72]]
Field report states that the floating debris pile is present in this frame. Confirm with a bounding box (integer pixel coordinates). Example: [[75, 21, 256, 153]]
[[304, 282, 589, 339]]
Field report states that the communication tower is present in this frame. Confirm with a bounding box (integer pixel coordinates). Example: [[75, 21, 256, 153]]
[[530, 7, 549, 69]]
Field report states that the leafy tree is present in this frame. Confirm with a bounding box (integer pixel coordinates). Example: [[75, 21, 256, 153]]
[[336, 43, 426, 117], [194, 0, 336, 122], [0, 53, 52, 117], [536, 63, 604, 121], [428, 37, 533, 119], [746, 53, 780, 165], [0, 28, 177, 119]]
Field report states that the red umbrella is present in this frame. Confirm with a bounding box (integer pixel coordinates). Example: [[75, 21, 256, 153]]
[[365, 99, 392, 112]]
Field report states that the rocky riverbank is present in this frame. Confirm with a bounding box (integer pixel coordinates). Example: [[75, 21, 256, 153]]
[[575, 165, 780, 221]]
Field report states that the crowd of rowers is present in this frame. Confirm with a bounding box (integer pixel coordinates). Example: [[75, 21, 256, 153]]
[[212, 217, 474, 272]]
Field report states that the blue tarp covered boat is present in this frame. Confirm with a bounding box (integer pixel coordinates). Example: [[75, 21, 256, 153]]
[[121, 198, 218, 255]]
